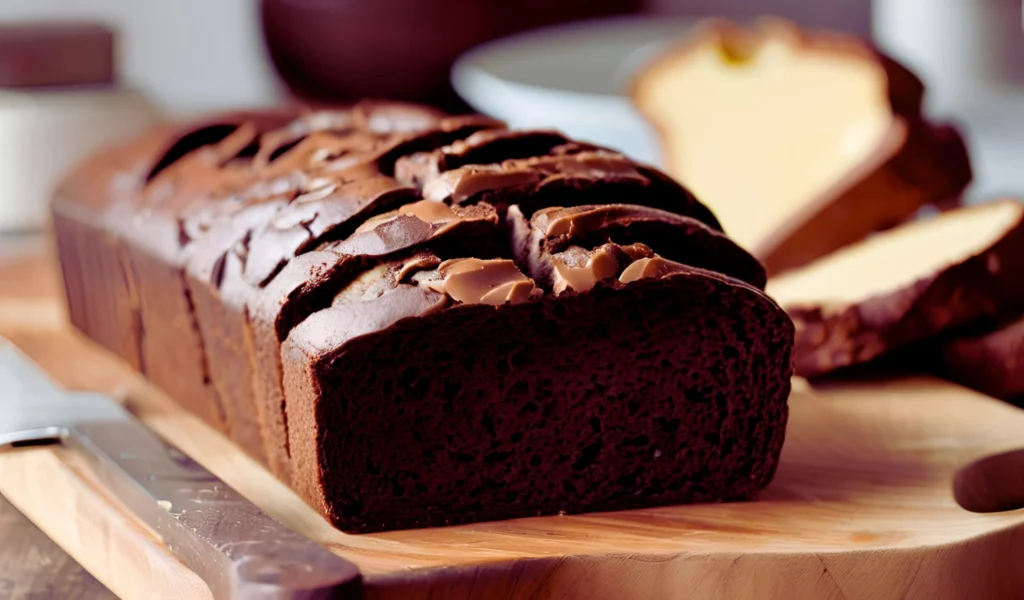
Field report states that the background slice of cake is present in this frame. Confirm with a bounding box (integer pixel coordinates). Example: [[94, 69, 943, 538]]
[[633, 18, 972, 274]]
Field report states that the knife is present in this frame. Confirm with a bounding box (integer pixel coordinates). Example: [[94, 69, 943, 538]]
[[0, 341, 361, 599]]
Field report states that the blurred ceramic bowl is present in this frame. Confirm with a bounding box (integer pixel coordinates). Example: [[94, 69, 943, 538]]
[[261, 0, 639, 111], [452, 15, 696, 166]]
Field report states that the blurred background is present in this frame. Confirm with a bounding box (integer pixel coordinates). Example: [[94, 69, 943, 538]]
[[1, 0, 1022, 230]]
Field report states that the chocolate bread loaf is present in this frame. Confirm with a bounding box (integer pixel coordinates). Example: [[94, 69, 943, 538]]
[[52, 101, 794, 532]]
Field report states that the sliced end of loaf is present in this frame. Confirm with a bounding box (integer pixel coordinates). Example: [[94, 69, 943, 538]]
[[768, 199, 1024, 377], [285, 268, 793, 533]]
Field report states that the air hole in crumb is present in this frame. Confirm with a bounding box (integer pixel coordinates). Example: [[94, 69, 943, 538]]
[[481, 414, 496, 436], [510, 380, 530, 397], [519, 401, 539, 415], [572, 440, 604, 471], [484, 451, 510, 464]]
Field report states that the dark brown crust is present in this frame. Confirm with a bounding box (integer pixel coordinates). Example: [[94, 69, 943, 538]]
[[632, 17, 972, 274], [788, 202, 1024, 378], [249, 250, 346, 477], [52, 205, 143, 371]]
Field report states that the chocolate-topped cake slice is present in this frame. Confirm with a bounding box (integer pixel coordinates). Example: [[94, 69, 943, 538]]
[[284, 254, 792, 532], [510, 203, 767, 291], [424, 151, 721, 227], [394, 129, 576, 188], [247, 200, 502, 476], [178, 110, 505, 470]]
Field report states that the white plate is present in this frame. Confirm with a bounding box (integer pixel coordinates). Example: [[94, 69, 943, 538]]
[[452, 15, 697, 166]]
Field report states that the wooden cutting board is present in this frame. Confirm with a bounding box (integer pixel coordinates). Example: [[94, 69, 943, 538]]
[[4, 245, 1024, 599]]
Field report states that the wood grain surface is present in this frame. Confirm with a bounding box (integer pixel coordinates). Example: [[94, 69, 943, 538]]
[[3, 245, 1024, 599], [0, 493, 115, 600]]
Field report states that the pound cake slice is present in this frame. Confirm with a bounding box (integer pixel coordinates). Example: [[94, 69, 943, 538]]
[[53, 101, 794, 532], [633, 18, 972, 274], [769, 200, 1024, 378]]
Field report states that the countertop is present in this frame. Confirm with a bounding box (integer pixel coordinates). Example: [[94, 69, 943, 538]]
[[0, 235, 111, 598], [0, 493, 114, 599]]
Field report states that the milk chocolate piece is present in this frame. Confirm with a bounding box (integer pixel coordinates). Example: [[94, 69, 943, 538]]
[[422, 258, 542, 306], [619, 256, 690, 283], [354, 199, 458, 234], [550, 243, 642, 295]]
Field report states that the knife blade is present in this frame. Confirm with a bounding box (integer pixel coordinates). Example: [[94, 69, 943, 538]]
[[0, 341, 361, 599]]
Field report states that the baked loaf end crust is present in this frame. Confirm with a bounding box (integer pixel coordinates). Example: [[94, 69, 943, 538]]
[[52, 101, 794, 532]]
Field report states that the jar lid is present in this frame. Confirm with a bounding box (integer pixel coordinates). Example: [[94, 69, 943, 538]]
[[0, 23, 114, 89]]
